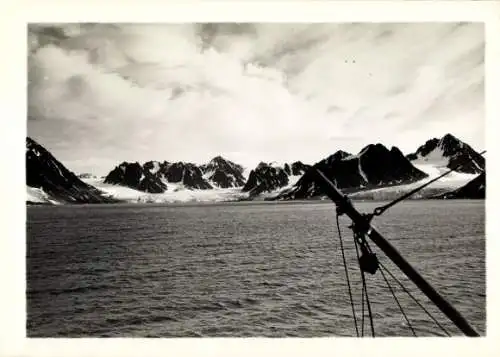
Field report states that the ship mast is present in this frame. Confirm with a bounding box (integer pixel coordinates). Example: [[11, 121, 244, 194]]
[[313, 168, 480, 337]]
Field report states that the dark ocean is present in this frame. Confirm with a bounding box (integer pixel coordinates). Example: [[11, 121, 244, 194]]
[[26, 200, 485, 337]]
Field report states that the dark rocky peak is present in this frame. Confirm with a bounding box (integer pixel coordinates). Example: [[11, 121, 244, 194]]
[[164, 162, 212, 189], [406, 138, 439, 161], [26, 137, 116, 203], [210, 155, 240, 168], [441, 133, 459, 144], [282, 161, 310, 176], [201, 156, 245, 188], [359, 143, 390, 157], [242, 162, 289, 196], [26, 137, 37, 150], [439, 133, 467, 157], [407, 133, 464, 160], [406, 133, 485, 174], [290, 161, 311, 176], [256, 161, 269, 170], [358, 144, 427, 185], [203, 156, 244, 174], [320, 150, 353, 166], [284, 163, 291, 175], [334, 150, 353, 160], [104, 161, 167, 193], [26, 137, 73, 184], [390, 146, 405, 157], [143, 160, 166, 174], [277, 143, 427, 200]]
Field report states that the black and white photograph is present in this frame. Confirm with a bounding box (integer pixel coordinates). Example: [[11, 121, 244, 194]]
[[22, 9, 489, 344]]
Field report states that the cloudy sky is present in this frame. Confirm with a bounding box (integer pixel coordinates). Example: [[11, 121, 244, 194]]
[[27, 23, 484, 175]]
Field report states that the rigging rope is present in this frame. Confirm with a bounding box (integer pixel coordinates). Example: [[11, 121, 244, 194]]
[[323, 150, 485, 336], [379, 262, 451, 336], [360, 265, 366, 336], [379, 266, 416, 336], [361, 266, 375, 337], [336, 213, 359, 337], [354, 240, 366, 336], [371, 150, 486, 217], [353, 232, 375, 337]]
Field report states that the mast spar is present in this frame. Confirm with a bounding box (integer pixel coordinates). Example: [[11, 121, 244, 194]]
[[313, 168, 480, 337]]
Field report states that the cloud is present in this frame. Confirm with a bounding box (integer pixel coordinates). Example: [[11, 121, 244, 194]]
[[27, 23, 484, 175]]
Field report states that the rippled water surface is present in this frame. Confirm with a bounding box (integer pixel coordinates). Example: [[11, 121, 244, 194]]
[[27, 200, 485, 337]]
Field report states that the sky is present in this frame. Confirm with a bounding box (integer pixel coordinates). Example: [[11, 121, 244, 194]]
[[27, 23, 485, 176]]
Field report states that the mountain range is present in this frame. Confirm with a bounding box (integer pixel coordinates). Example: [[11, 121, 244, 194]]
[[277, 144, 429, 200], [26, 133, 485, 204], [103, 156, 246, 193]]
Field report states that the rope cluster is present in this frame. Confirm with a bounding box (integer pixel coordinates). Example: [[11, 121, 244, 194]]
[[333, 151, 486, 336]]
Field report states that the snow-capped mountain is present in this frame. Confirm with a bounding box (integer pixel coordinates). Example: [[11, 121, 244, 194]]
[[200, 156, 246, 188], [406, 133, 485, 174], [71, 132, 484, 204], [26, 137, 116, 204], [277, 144, 428, 200], [242, 162, 289, 196], [161, 162, 212, 189], [104, 162, 168, 193], [104, 160, 213, 192], [103, 156, 247, 193], [242, 161, 311, 197], [87, 158, 247, 203]]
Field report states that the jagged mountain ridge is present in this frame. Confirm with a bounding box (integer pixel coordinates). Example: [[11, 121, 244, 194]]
[[104, 156, 248, 192], [26, 137, 116, 204], [277, 144, 428, 200], [104, 162, 168, 193], [59, 132, 482, 202], [104, 157, 310, 197], [242, 161, 310, 197], [406, 133, 484, 174], [104, 160, 213, 192]]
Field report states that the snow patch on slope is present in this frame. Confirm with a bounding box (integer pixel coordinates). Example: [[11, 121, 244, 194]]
[[254, 174, 303, 200], [288, 174, 303, 187], [411, 147, 448, 167], [358, 158, 368, 183], [150, 161, 161, 174], [242, 167, 253, 180], [350, 165, 478, 201], [413, 164, 476, 182], [27, 186, 61, 204]]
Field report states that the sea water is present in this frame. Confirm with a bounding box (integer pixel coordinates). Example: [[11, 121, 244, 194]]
[[26, 200, 485, 337]]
